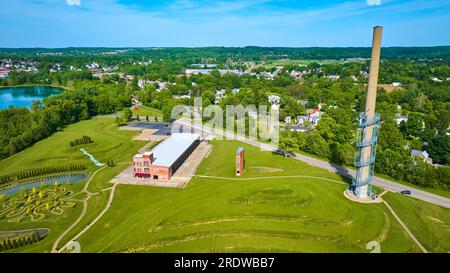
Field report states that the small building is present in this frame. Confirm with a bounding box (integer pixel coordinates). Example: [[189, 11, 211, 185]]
[[268, 95, 280, 105], [392, 82, 402, 87], [296, 115, 308, 125], [285, 116, 291, 125], [430, 77, 443, 83], [411, 149, 433, 164], [308, 108, 321, 118], [395, 114, 408, 125], [133, 133, 200, 181], [236, 147, 245, 176]]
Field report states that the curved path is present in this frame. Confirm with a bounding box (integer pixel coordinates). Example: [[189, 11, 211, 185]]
[[52, 162, 130, 253], [51, 166, 107, 253]]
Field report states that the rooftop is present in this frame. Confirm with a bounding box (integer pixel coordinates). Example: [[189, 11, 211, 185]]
[[148, 133, 200, 167]]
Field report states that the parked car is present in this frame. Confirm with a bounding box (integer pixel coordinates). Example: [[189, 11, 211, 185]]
[[400, 190, 411, 195]]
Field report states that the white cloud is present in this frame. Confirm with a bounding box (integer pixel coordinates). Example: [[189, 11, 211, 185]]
[[367, 0, 382, 6], [66, 0, 81, 6]]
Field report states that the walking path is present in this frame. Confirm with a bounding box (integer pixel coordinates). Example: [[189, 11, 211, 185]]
[[51, 166, 107, 253], [51, 162, 130, 253], [383, 200, 428, 253]]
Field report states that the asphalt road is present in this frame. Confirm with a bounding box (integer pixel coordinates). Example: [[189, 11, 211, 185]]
[[177, 119, 450, 208]]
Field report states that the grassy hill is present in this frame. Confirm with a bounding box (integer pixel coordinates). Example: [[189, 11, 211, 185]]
[[1, 120, 449, 253], [77, 140, 427, 253]]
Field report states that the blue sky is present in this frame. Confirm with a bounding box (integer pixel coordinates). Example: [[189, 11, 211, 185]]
[[1, 0, 449, 47]]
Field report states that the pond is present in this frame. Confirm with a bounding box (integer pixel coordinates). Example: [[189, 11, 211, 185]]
[[0, 173, 88, 196], [0, 86, 64, 109]]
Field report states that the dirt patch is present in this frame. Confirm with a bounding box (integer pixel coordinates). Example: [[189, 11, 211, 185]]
[[132, 129, 158, 141], [249, 166, 283, 173]]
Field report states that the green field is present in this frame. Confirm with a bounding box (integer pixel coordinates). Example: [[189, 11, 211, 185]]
[[0, 117, 141, 177], [383, 192, 450, 252], [74, 140, 448, 253], [0, 117, 143, 252], [1, 118, 449, 253], [131, 106, 162, 119]]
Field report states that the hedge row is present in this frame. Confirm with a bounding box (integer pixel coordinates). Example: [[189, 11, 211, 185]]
[[70, 136, 93, 147], [16, 164, 87, 180], [0, 232, 40, 252], [0, 175, 12, 184]]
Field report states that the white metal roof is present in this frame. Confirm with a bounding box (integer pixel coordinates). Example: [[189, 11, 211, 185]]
[[149, 133, 200, 167]]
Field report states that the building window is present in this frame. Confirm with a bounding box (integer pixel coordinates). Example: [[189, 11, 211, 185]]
[[144, 168, 149, 173], [144, 161, 149, 166], [153, 175, 158, 179]]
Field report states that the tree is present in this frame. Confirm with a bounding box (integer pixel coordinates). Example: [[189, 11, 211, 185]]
[[279, 134, 298, 158], [331, 142, 354, 165], [400, 113, 423, 139], [304, 133, 330, 158], [120, 108, 133, 122], [427, 135, 450, 165]]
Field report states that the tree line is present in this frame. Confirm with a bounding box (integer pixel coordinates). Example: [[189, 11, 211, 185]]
[[0, 81, 132, 160], [0, 232, 41, 252], [70, 136, 93, 147]]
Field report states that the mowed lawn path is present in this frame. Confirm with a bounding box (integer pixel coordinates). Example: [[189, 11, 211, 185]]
[[77, 140, 428, 253]]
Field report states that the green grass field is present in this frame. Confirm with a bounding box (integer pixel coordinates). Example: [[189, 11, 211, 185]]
[[74, 140, 448, 253], [0, 117, 143, 252], [0, 117, 141, 177], [1, 119, 449, 253], [383, 192, 450, 252], [131, 106, 162, 119]]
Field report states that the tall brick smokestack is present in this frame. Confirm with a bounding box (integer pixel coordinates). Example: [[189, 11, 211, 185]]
[[353, 26, 383, 199]]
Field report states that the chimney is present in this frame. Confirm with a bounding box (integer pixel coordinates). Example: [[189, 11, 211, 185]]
[[365, 26, 383, 118]]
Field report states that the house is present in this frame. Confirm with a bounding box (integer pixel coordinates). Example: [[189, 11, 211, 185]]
[[232, 88, 240, 94], [268, 95, 280, 105], [392, 82, 402, 87], [214, 89, 226, 103], [308, 108, 321, 118], [411, 150, 433, 164], [296, 115, 308, 125], [310, 116, 321, 125], [133, 133, 200, 181], [431, 77, 443, 83], [395, 114, 408, 125], [285, 116, 291, 124], [327, 75, 340, 80], [0, 67, 9, 78]]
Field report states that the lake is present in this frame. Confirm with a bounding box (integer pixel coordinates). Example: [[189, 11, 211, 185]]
[[0, 86, 64, 109]]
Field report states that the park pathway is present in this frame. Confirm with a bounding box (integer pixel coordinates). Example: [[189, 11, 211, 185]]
[[51, 162, 130, 253], [51, 166, 107, 253], [383, 200, 428, 253]]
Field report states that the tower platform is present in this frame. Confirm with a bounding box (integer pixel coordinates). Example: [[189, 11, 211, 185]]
[[343, 190, 383, 204]]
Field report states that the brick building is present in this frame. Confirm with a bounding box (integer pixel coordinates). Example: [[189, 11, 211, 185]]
[[133, 133, 200, 181]]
